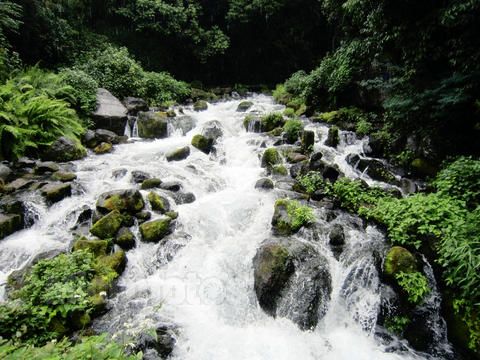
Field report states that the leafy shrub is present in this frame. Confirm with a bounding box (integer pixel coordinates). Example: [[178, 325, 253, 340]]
[[395, 271, 430, 304], [433, 157, 480, 209], [283, 119, 303, 143], [272, 84, 291, 104], [284, 70, 308, 97], [385, 315, 410, 335], [59, 68, 98, 117], [327, 178, 392, 213], [283, 108, 295, 118], [261, 112, 285, 132], [297, 171, 325, 195], [356, 118, 372, 137], [141, 71, 191, 105], [0, 69, 85, 160], [0, 334, 141, 359], [0, 251, 96, 344], [285, 200, 315, 231], [366, 193, 466, 249]]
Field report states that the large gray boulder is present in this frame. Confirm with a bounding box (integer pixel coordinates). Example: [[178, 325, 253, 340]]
[[253, 239, 332, 330], [137, 112, 169, 139], [41, 136, 87, 162], [123, 97, 148, 115], [167, 115, 196, 135], [92, 89, 128, 135]]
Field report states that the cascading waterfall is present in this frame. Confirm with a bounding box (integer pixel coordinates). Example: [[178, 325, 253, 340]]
[[0, 95, 452, 359]]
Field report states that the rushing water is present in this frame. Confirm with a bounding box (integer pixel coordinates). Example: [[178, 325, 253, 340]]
[[0, 95, 451, 359]]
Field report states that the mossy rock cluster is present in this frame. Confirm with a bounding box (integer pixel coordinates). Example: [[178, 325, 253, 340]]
[[96, 189, 145, 215]]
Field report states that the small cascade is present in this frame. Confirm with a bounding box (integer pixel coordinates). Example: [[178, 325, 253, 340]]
[[0, 94, 453, 359]]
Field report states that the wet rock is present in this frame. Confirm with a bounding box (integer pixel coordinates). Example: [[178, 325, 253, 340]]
[[94, 142, 113, 154], [0, 164, 12, 183], [115, 227, 136, 250], [5, 177, 35, 191], [123, 97, 148, 115], [271, 199, 312, 235], [40, 182, 72, 204], [357, 158, 397, 184], [191, 134, 213, 154], [173, 192, 196, 204], [322, 165, 340, 183], [16, 157, 36, 169], [309, 152, 324, 172], [202, 120, 223, 142], [92, 88, 128, 135], [112, 168, 128, 179], [236, 101, 253, 112], [410, 158, 437, 178], [325, 126, 340, 148], [272, 165, 288, 176], [135, 211, 152, 224], [302, 130, 315, 152], [193, 100, 208, 111], [134, 324, 177, 359], [166, 146, 190, 162], [165, 211, 178, 220], [90, 210, 123, 239], [255, 178, 274, 190], [141, 178, 162, 190], [167, 115, 196, 135], [148, 192, 170, 213], [131, 171, 151, 184], [96, 189, 145, 215], [140, 218, 173, 243], [35, 161, 60, 174], [41, 136, 87, 162], [159, 181, 182, 192], [84, 130, 97, 148], [261, 148, 281, 168], [137, 111, 168, 139], [254, 239, 332, 330], [286, 152, 308, 164], [243, 115, 262, 132], [253, 242, 294, 316], [384, 246, 417, 278], [0, 213, 22, 240], [329, 224, 345, 246], [52, 171, 77, 182], [75, 206, 93, 226], [95, 129, 122, 144], [290, 162, 308, 179]]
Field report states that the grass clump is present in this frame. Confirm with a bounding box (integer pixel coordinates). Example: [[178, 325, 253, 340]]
[[283, 119, 303, 143]]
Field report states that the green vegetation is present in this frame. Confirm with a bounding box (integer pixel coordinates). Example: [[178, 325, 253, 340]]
[[283, 119, 303, 143], [260, 113, 285, 132], [275, 199, 315, 233], [297, 171, 325, 196], [395, 271, 430, 305], [0, 334, 140, 359], [385, 316, 410, 336]]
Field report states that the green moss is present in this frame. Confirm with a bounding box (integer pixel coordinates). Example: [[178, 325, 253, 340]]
[[260, 112, 285, 132], [72, 237, 109, 258], [98, 191, 145, 214], [139, 218, 172, 243], [90, 210, 123, 239], [141, 178, 162, 189], [384, 246, 417, 277], [283, 108, 295, 118], [283, 119, 303, 143], [272, 165, 288, 176], [193, 100, 208, 111], [52, 171, 77, 182], [166, 211, 179, 219], [115, 228, 135, 250], [191, 134, 212, 154], [261, 148, 281, 168], [148, 191, 169, 213], [93, 142, 112, 154]]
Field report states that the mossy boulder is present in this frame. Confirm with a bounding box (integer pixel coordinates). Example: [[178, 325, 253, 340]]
[[384, 246, 417, 277], [137, 111, 168, 139], [193, 100, 208, 111], [41, 136, 87, 162], [99, 250, 127, 275], [96, 189, 145, 215], [52, 171, 77, 182], [115, 227, 136, 250], [139, 218, 173, 243], [94, 142, 113, 154], [236, 101, 254, 112], [253, 243, 294, 316], [166, 146, 190, 162], [325, 126, 340, 148], [191, 134, 213, 154], [148, 192, 170, 213], [261, 148, 281, 168], [90, 210, 123, 239], [255, 178, 274, 190], [141, 178, 162, 189], [72, 237, 110, 258], [0, 213, 22, 240], [40, 182, 72, 204], [165, 211, 178, 220], [302, 130, 315, 152], [261, 113, 285, 132], [271, 199, 314, 235], [272, 165, 288, 176]]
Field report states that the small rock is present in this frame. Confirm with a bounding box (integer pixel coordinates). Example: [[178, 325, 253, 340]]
[[135, 211, 152, 223], [40, 182, 72, 204], [329, 224, 345, 246], [166, 146, 190, 162], [5, 178, 35, 191], [131, 171, 151, 184], [140, 218, 173, 243], [95, 129, 121, 144], [52, 171, 77, 182], [0, 164, 12, 183], [287, 152, 308, 164], [173, 192, 196, 205], [255, 178, 274, 190], [160, 181, 182, 192], [115, 227, 136, 250], [0, 213, 22, 240], [112, 168, 128, 179], [236, 101, 254, 112], [193, 100, 208, 111], [191, 134, 213, 154], [148, 192, 170, 213], [141, 178, 162, 190], [94, 142, 113, 154], [35, 161, 60, 174]]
